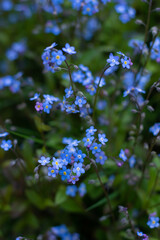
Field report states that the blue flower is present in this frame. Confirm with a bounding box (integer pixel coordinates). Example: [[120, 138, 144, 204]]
[[98, 133, 108, 145], [147, 216, 159, 228], [95, 151, 107, 165], [10, 80, 21, 93], [59, 166, 71, 181], [78, 183, 87, 197], [119, 149, 127, 161], [95, 76, 106, 87], [129, 156, 136, 168], [107, 53, 119, 67], [65, 86, 73, 98], [74, 150, 86, 162], [0, 132, 9, 138], [149, 123, 160, 136], [43, 101, 52, 114], [121, 57, 131, 69], [68, 175, 79, 184], [75, 96, 87, 108], [42, 51, 50, 65], [66, 104, 79, 114], [0, 140, 12, 151], [82, 136, 94, 147], [52, 224, 69, 237], [44, 42, 57, 52], [73, 163, 85, 177], [66, 185, 77, 197], [90, 143, 102, 154], [52, 157, 63, 169], [38, 156, 50, 166], [45, 21, 61, 35], [29, 93, 40, 101], [48, 167, 58, 178], [137, 231, 143, 237], [62, 43, 76, 55], [43, 94, 59, 104], [69, 139, 81, 147], [51, 50, 66, 65], [86, 126, 97, 136], [123, 87, 145, 97], [86, 84, 97, 95]]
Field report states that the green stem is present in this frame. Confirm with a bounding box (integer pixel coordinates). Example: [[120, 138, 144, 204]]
[[145, 169, 159, 208], [139, 132, 160, 186], [93, 65, 110, 122], [87, 156, 115, 222], [65, 60, 76, 97], [144, 0, 152, 45], [134, 0, 153, 83]]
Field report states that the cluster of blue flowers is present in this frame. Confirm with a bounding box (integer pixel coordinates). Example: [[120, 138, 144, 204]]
[[37, 126, 108, 186], [16, 224, 80, 240], [30, 93, 60, 114], [45, 20, 61, 36], [123, 70, 150, 100], [115, 2, 136, 23], [6, 40, 27, 61], [118, 149, 137, 169], [42, 42, 76, 73], [0, 73, 22, 93], [40, 0, 110, 16], [129, 37, 160, 64], [1, 0, 34, 22], [136, 213, 160, 240], [38, 138, 86, 183], [61, 88, 89, 116], [0, 132, 12, 151], [66, 183, 87, 197], [107, 52, 133, 69], [69, 0, 110, 16]]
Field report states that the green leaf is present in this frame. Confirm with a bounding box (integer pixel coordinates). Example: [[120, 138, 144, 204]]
[[34, 116, 51, 132], [25, 189, 45, 209], [86, 198, 107, 211], [55, 186, 67, 206], [61, 199, 83, 213]]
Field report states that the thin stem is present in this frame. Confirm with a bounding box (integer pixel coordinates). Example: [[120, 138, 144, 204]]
[[86, 156, 115, 222], [65, 60, 76, 97], [145, 169, 159, 208], [139, 132, 160, 186], [127, 213, 137, 240], [134, 0, 153, 83], [144, 0, 152, 45], [93, 65, 110, 122]]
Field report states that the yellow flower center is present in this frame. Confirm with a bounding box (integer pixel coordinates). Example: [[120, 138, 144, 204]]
[[87, 138, 90, 142], [152, 220, 156, 224], [94, 146, 98, 150], [37, 105, 41, 108], [124, 61, 127, 64], [100, 156, 102, 159], [51, 170, 54, 173], [56, 55, 60, 60], [63, 171, 67, 175], [87, 7, 90, 11], [46, 105, 48, 109], [77, 167, 80, 171], [55, 162, 58, 165], [46, 56, 49, 60]]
